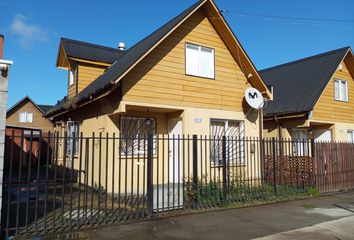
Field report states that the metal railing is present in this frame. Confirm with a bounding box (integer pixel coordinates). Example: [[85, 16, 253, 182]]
[[1, 131, 353, 239]]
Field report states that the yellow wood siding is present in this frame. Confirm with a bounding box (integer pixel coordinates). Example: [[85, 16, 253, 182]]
[[77, 63, 106, 93], [313, 57, 354, 123], [122, 9, 250, 111], [6, 100, 54, 132]]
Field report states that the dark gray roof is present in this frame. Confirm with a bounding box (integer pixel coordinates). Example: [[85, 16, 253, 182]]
[[61, 38, 124, 64], [260, 47, 351, 116], [76, 0, 205, 102], [37, 105, 54, 114], [47, 0, 205, 116]]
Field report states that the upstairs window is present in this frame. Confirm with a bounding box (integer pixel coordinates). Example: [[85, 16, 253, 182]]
[[334, 79, 348, 102], [69, 62, 77, 86], [18, 112, 33, 123], [186, 43, 214, 79]]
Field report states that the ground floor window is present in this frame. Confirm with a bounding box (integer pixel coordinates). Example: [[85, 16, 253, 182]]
[[210, 119, 244, 165], [120, 116, 156, 155], [67, 121, 79, 156], [292, 128, 308, 156]]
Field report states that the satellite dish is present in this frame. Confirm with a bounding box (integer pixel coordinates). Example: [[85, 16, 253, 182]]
[[245, 87, 264, 110]]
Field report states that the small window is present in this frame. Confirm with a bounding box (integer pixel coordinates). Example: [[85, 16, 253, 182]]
[[348, 130, 354, 143], [18, 112, 33, 123], [334, 79, 348, 102], [292, 129, 308, 156], [69, 62, 77, 86], [67, 121, 79, 156], [186, 43, 214, 79], [120, 116, 156, 155]]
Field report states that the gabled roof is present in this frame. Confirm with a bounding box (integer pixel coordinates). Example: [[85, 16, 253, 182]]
[[260, 47, 352, 116], [75, 0, 206, 102], [7, 96, 54, 116], [47, 0, 271, 117], [57, 38, 124, 68]]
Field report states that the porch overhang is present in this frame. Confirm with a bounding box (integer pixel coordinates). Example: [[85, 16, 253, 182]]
[[109, 101, 185, 116]]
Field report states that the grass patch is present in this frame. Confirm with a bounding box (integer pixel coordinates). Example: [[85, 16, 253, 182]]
[[184, 178, 320, 209]]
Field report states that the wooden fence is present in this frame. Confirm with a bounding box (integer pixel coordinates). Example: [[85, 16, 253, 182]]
[[314, 142, 354, 193]]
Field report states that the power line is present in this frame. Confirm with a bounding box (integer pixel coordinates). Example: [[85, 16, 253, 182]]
[[220, 10, 354, 23]]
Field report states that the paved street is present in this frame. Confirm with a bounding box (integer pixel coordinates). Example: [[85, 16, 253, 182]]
[[55, 192, 354, 240]]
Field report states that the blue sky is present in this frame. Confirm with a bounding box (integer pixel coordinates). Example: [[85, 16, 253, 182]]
[[1, 0, 353, 107]]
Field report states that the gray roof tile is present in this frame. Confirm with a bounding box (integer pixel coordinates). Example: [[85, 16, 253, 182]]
[[260, 47, 351, 116]]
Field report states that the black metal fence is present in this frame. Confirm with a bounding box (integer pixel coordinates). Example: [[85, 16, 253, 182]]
[[1, 131, 351, 239]]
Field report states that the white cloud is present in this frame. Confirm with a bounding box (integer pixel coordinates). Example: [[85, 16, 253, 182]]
[[10, 14, 50, 49]]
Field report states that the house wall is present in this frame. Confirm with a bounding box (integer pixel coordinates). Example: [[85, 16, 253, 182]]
[[263, 117, 309, 139], [6, 100, 53, 132], [122, 9, 252, 112], [77, 63, 106, 94]]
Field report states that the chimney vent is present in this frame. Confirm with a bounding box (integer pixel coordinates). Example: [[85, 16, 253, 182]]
[[0, 34, 4, 59], [118, 42, 126, 51]]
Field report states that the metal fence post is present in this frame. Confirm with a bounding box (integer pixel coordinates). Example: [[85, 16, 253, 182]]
[[311, 139, 316, 188], [147, 134, 154, 217], [192, 135, 198, 209], [272, 137, 277, 195], [222, 136, 227, 203]]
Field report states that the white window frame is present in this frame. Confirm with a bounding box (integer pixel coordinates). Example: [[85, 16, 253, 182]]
[[334, 79, 348, 102], [18, 111, 33, 123], [185, 43, 215, 79]]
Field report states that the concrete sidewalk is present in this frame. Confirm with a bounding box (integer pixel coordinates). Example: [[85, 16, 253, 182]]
[[56, 192, 354, 240]]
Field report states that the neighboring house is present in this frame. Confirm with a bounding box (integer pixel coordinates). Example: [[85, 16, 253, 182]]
[[5, 96, 54, 167], [261, 47, 354, 143], [47, 0, 271, 141], [6, 95, 54, 133], [0, 34, 13, 235]]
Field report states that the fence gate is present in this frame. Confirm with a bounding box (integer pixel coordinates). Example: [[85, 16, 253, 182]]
[[314, 142, 354, 193]]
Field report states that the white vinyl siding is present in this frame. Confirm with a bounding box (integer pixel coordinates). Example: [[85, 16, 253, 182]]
[[186, 43, 214, 79], [334, 79, 348, 102], [18, 112, 33, 123]]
